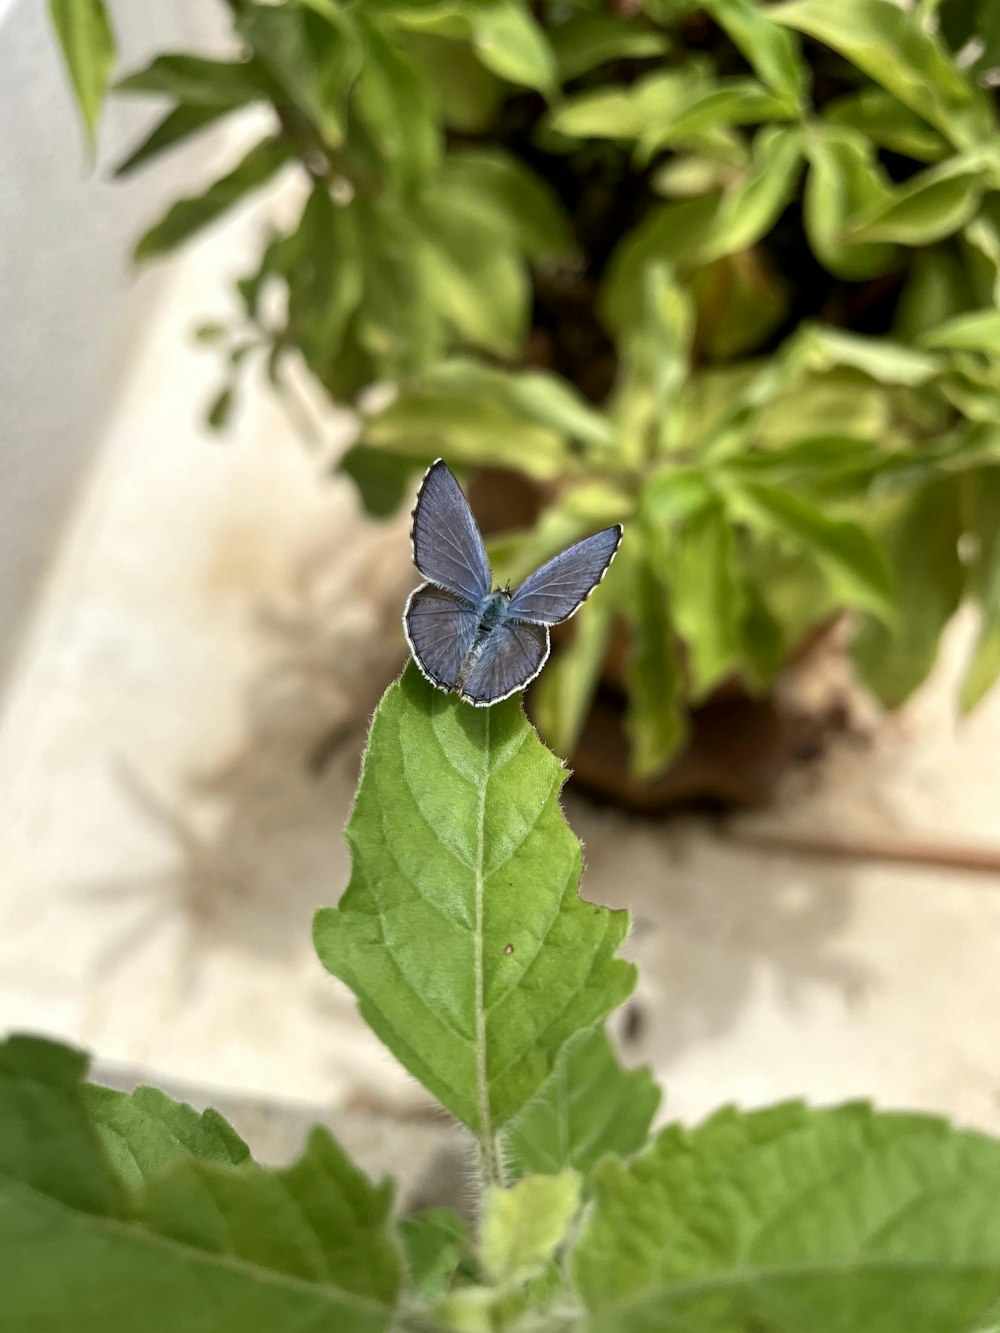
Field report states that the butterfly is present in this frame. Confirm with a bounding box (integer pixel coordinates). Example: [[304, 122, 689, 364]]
[[404, 459, 622, 706]]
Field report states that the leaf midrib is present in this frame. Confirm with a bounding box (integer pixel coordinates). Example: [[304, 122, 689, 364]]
[[591, 1253, 1000, 1319], [0, 1176, 390, 1321]]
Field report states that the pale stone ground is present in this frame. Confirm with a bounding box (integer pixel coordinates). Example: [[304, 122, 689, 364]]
[[3, 172, 1000, 1162]]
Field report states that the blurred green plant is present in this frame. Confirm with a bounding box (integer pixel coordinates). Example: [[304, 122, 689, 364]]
[[51, 0, 1000, 778], [7, 667, 1000, 1330]]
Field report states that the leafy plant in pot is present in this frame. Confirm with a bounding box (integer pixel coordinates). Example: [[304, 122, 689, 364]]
[[52, 0, 1000, 806]]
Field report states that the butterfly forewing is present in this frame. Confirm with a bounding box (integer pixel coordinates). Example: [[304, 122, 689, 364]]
[[405, 584, 481, 692], [460, 619, 550, 706], [411, 460, 492, 604], [507, 526, 622, 626]]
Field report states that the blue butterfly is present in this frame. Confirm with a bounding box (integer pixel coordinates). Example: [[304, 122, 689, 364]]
[[404, 460, 622, 707]]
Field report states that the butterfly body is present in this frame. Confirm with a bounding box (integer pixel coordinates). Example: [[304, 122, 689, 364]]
[[404, 460, 622, 707]]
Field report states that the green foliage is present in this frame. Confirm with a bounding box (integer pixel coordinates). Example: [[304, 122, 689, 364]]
[[49, 0, 115, 149], [50, 0, 1000, 776], [0, 1035, 401, 1331], [313, 666, 635, 1159], [504, 1025, 661, 1180], [7, 681, 1000, 1329], [574, 1099, 1000, 1331]]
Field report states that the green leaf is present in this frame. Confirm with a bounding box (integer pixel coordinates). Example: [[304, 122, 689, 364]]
[[504, 1026, 660, 1180], [134, 137, 292, 263], [623, 547, 687, 778], [313, 667, 636, 1135], [287, 183, 361, 376], [852, 476, 965, 707], [669, 501, 746, 698], [531, 578, 615, 760], [415, 193, 528, 359], [471, 0, 557, 95], [354, 14, 440, 184], [207, 384, 235, 432], [611, 265, 695, 459], [639, 79, 793, 160], [361, 362, 571, 480], [114, 103, 248, 178], [703, 0, 807, 107], [238, 1, 361, 147], [498, 371, 613, 450], [338, 444, 421, 519], [116, 54, 267, 106], [85, 1084, 249, 1189], [804, 126, 900, 279], [894, 248, 974, 343], [400, 1208, 470, 1298], [824, 88, 947, 162], [401, 30, 505, 133], [550, 13, 670, 81], [844, 155, 984, 246], [354, 197, 441, 377], [0, 1034, 401, 1331], [601, 194, 719, 334], [727, 482, 895, 621], [920, 308, 1000, 352], [573, 1099, 1000, 1331], [770, 0, 991, 149], [551, 69, 702, 141], [482, 1172, 580, 1287], [438, 151, 572, 259], [791, 324, 943, 386], [960, 467, 1000, 713], [49, 0, 116, 149], [693, 126, 803, 265]]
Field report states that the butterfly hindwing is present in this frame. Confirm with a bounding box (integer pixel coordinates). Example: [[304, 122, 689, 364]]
[[507, 526, 622, 626], [459, 619, 550, 706], [405, 583, 481, 692], [411, 460, 492, 604]]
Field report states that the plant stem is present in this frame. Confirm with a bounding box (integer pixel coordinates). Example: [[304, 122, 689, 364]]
[[475, 711, 504, 1191]]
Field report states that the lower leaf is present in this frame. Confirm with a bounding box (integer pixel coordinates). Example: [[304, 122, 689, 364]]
[[574, 1100, 1000, 1332], [0, 1035, 401, 1332]]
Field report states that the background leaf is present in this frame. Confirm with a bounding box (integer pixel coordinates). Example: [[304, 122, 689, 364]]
[[287, 183, 361, 376], [134, 138, 292, 263], [727, 482, 895, 621], [668, 501, 746, 699], [49, 0, 116, 149], [960, 467, 1000, 713], [853, 476, 965, 707], [703, 0, 806, 108], [624, 549, 687, 778], [504, 1026, 660, 1180], [770, 0, 990, 148], [114, 103, 252, 178], [116, 54, 266, 106], [0, 1034, 401, 1332], [471, 0, 557, 95], [313, 667, 635, 1137], [574, 1099, 1000, 1331], [238, 1, 361, 147]]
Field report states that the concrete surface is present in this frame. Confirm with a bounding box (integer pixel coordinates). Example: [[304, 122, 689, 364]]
[[2, 135, 1000, 1150]]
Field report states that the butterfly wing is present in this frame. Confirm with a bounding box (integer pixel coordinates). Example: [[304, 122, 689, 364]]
[[411, 460, 492, 604], [459, 620, 550, 706], [405, 583, 481, 692], [507, 526, 622, 626]]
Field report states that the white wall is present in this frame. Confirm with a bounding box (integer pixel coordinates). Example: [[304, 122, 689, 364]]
[[0, 1, 230, 683]]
